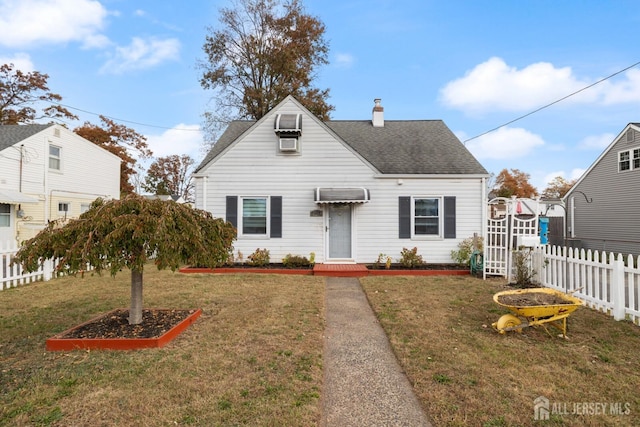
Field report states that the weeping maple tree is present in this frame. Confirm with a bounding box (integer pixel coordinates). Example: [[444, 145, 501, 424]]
[[13, 195, 236, 325]]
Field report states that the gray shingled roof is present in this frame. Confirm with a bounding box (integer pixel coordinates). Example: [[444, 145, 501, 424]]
[[195, 121, 254, 172], [195, 119, 487, 175], [0, 124, 54, 151], [326, 120, 487, 174]]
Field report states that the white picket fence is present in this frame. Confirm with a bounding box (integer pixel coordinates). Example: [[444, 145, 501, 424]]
[[532, 245, 640, 325], [1, 241, 56, 290]]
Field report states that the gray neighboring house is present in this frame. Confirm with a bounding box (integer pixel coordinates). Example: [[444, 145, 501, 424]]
[[194, 96, 489, 264], [565, 122, 640, 257]]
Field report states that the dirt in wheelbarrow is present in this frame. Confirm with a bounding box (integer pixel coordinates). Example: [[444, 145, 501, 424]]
[[498, 292, 572, 307]]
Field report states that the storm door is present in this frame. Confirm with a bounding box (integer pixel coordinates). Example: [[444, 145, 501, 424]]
[[328, 204, 352, 259]]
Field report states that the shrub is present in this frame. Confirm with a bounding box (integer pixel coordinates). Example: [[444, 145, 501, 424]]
[[451, 236, 484, 266], [399, 247, 425, 268], [512, 246, 536, 288], [282, 254, 311, 268], [309, 252, 315, 265], [247, 248, 270, 266], [372, 254, 393, 269]]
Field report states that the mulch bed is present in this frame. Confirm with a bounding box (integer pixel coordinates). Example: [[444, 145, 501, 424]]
[[366, 263, 467, 271], [498, 292, 573, 307], [60, 309, 195, 339]]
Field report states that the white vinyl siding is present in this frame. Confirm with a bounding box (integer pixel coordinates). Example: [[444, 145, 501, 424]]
[[196, 98, 486, 263], [0, 124, 121, 242]]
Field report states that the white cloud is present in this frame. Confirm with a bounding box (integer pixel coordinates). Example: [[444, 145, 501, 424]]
[[465, 126, 545, 160], [578, 133, 615, 150], [145, 124, 203, 159], [0, 53, 34, 71], [335, 53, 355, 68], [440, 57, 595, 114], [100, 37, 180, 74], [570, 168, 586, 180], [0, 0, 109, 48], [600, 68, 640, 105], [540, 168, 585, 189]]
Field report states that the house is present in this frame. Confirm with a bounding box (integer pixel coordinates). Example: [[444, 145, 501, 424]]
[[564, 122, 640, 257], [194, 96, 489, 264], [0, 124, 121, 243], [143, 194, 188, 204]]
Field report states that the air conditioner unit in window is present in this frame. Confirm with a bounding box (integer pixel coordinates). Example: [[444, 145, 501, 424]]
[[279, 138, 298, 152]]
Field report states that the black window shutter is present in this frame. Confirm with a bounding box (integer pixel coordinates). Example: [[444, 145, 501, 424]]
[[444, 196, 456, 239], [226, 196, 237, 228], [271, 196, 282, 238], [399, 196, 411, 238]]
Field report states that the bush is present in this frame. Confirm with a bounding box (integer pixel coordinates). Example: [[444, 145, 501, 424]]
[[282, 254, 311, 268], [512, 247, 536, 288], [372, 253, 392, 270], [399, 247, 425, 268], [451, 236, 484, 266], [247, 248, 270, 267]]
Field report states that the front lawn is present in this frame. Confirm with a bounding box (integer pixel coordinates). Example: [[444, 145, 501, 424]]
[[0, 269, 324, 426], [361, 276, 640, 427]]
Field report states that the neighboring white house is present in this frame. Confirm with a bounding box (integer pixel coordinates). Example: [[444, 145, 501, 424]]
[[0, 124, 121, 243], [194, 96, 489, 264]]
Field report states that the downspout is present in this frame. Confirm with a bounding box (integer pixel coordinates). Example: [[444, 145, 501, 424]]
[[19, 144, 24, 192], [481, 177, 487, 280], [44, 137, 49, 224]]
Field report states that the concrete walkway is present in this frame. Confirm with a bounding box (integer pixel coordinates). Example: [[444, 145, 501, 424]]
[[321, 277, 433, 427]]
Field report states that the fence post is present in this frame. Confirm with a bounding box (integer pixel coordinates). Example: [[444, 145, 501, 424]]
[[43, 259, 53, 282], [611, 253, 626, 321]]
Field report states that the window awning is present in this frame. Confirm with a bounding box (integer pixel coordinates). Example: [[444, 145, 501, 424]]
[[0, 189, 38, 204], [314, 187, 370, 204], [274, 114, 302, 135]]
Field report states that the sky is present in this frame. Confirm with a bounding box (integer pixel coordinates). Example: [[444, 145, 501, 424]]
[[1, 0, 639, 192]]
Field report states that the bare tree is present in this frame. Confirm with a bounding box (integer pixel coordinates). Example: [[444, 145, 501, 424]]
[[143, 155, 195, 202], [199, 0, 333, 143]]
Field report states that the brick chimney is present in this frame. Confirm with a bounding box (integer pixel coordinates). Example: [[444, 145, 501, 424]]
[[372, 98, 384, 127]]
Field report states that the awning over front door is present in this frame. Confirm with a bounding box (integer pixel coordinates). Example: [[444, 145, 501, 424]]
[[314, 187, 370, 204], [0, 189, 38, 204]]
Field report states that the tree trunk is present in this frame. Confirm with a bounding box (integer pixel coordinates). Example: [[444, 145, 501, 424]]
[[129, 269, 143, 325]]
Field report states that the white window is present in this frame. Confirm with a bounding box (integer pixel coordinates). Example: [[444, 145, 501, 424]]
[[0, 204, 10, 227], [240, 197, 268, 236], [618, 147, 640, 172], [80, 203, 91, 214], [49, 145, 61, 170], [412, 197, 441, 237], [58, 202, 70, 217]]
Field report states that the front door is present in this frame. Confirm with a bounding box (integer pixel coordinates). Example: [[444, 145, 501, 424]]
[[328, 204, 352, 259]]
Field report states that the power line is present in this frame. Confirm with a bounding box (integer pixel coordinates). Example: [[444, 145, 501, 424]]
[[463, 60, 640, 143], [55, 102, 202, 132]]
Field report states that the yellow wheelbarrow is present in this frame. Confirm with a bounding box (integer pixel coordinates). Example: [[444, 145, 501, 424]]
[[492, 288, 584, 338]]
